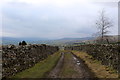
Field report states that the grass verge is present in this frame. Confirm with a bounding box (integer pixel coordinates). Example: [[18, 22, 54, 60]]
[[72, 51, 118, 78], [10, 51, 61, 78]]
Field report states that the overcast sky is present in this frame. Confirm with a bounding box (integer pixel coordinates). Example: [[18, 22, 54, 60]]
[[1, 0, 119, 39]]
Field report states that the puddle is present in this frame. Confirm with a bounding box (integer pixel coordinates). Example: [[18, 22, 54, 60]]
[[73, 56, 81, 65], [73, 57, 77, 60], [77, 63, 80, 65]]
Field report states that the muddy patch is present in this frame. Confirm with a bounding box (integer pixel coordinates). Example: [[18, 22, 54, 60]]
[[47, 52, 64, 78], [72, 53, 96, 78], [47, 51, 96, 79]]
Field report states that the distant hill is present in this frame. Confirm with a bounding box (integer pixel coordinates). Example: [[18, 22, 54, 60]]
[[1, 37, 95, 45], [59, 37, 94, 41], [2, 37, 21, 45], [30, 37, 95, 46], [1, 37, 48, 45], [2, 35, 118, 45], [83, 35, 119, 44]]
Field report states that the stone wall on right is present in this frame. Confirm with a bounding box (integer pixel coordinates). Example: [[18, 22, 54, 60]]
[[65, 44, 120, 73]]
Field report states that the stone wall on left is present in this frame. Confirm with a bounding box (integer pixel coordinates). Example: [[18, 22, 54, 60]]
[[2, 44, 59, 78]]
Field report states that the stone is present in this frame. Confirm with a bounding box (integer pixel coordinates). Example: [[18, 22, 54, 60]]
[[2, 44, 59, 78]]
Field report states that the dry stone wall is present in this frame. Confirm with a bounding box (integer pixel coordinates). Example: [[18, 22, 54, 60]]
[[2, 44, 59, 78], [65, 44, 120, 73]]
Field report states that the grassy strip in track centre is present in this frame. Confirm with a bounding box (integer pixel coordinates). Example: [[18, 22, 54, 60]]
[[10, 51, 62, 78], [72, 51, 118, 78], [59, 52, 79, 78]]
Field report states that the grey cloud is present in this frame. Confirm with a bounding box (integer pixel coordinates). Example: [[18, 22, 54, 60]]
[[2, 1, 118, 39]]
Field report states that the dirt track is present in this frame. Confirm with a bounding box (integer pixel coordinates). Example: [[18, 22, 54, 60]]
[[48, 52, 64, 78], [47, 51, 96, 78]]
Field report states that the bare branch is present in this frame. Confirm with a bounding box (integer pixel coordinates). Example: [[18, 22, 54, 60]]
[[95, 9, 113, 43]]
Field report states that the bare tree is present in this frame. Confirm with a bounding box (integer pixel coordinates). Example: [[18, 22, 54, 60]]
[[95, 9, 113, 43]]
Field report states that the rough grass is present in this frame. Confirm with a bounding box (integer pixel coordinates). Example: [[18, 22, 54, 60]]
[[10, 51, 61, 78], [72, 51, 118, 78]]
